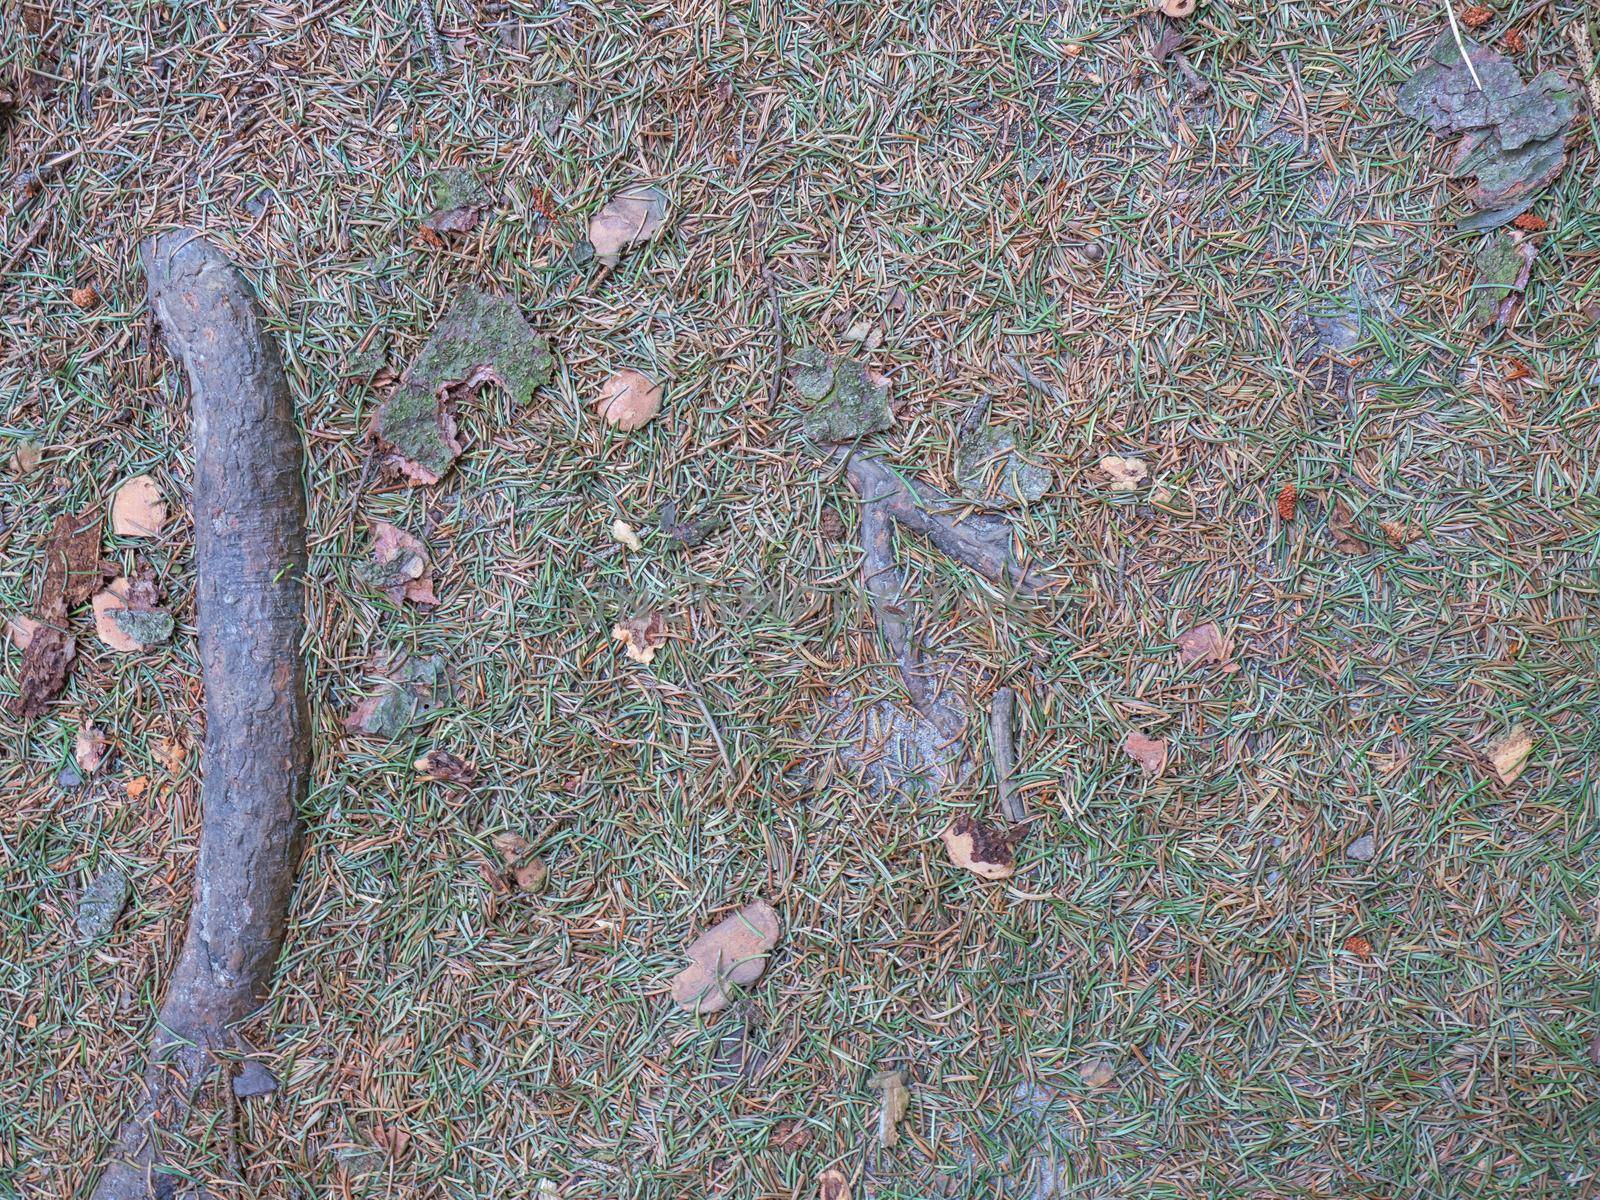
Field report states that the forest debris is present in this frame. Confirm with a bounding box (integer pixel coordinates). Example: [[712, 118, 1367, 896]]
[[9, 438, 41, 475], [345, 653, 453, 739], [1079, 1057, 1117, 1089], [75, 721, 110, 773], [9, 508, 108, 717], [870, 1069, 911, 1147], [670, 900, 781, 1014], [76, 867, 131, 941], [110, 474, 167, 538], [372, 288, 553, 484], [611, 519, 643, 552], [594, 369, 663, 431], [1380, 518, 1419, 548], [1123, 730, 1168, 776], [990, 687, 1026, 823], [588, 184, 668, 268], [514, 858, 548, 892], [817, 1169, 850, 1200], [1158, 0, 1195, 16], [1328, 498, 1365, 554], [414, 749, 477, 785], [93, 572, 174, 652], [357, 522, 436, 606], [612, 611, 667, 664], [8, 615, 40, 650], [1345, 833, 1377, 862], [940, 814, 1020, 881], [657, 498, 722, 548], [957, 423, 1050, 505], [533, 82, 576, 135], [791, 347, 893, 442], [1466, 230, 1536, 329], [1098, 454, 1148, 493], [421, 167, 492, 235], [1176, 622, 1228, 666], [231, 1061, 279, 1100], [771, 1120, 813, 1152], [1397, 31, 1574, 225], [1485, 724, 1533, 785], [1276, 483, 1298, 521]]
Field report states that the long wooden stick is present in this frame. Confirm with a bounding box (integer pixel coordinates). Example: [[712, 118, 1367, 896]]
[[91, 230, 309, 1200]]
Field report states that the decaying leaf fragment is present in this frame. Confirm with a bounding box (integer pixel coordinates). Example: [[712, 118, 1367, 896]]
[[109, 474, 167, 538], [940, 814, 1020, 881], [1098, 454, 1148, 493], [358, 521, 436, 606], [345, 653, 454, 739], [611, 520, 643, 552], [420, 167, 493, 236], [612, 611, 668, 664], [1176, 621, 1228, 667], [75, 721, 110, 773], [594, 369, 663, 431], [871, 1069, 911, 1147], [588, 184, 668, 268], [817, 1169, 851, 1200], [1485, 724, 1533, 785], [1328, 498, 1365, 554], [414, 749, 477, 785], [670, 900, 781, 1014], [372, 289, 554, 484], [1123, 730, 1168, 776], [790, 347, 893, 442], [92, 570, 174, 652]]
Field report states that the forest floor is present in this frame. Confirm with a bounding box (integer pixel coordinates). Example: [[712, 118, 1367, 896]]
[[4, 1, 1600, 1197]]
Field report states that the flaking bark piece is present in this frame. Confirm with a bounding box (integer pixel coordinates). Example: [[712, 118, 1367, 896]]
[[421, 167, 493, 234], [791, 347, 893, 442], [9, 507, 108, 717], [1466, 229, 1537, 330], [957, 424, 1050, 505], [657, 498, 724, 549], [940, 814, 1021, 881], [373, 289, 553, 484], [671, 901, 781, 1014], [345, 653, 454, 740]]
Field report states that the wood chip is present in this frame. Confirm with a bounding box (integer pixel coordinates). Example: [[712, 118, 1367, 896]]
[[110, 474, 168, 538], [1486, 725, 1533, 785]]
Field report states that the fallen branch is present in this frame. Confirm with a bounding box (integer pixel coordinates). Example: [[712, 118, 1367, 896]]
[[838, 451, 1043, 596], [990, 687, 1026, 824], [90, 230, 310, 1200]]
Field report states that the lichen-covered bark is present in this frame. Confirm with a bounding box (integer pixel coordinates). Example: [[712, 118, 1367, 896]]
[[90, 230, 309, 1200]]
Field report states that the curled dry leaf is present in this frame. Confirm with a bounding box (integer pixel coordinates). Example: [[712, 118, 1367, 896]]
[[414, 749, 477, 785], [611, 519, 643, 552], [1485, 724, 1533, 785], [110, 474, 168, 538], [1328, 498, 1365, 554], [1123, 730, 1168, 776], [1176, 622, 1228, 667], [588, 184, 668, 268], [940, 814, 1020, 881], [670, 900, 781, 1014], [817, 1169, 850, 1200], [75, 721, 110, 774], [594, 369, 663, 431], [1098, 454, 1148, 493], [358, 521, 436, 606], [612, 611, 668, 665], [871, 1069, 911, 1147]]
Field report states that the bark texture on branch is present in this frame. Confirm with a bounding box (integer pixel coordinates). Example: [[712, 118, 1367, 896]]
[[91, 230, 309, 1200]]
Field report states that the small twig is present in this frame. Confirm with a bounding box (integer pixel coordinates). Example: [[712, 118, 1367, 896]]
[[416, 0, 447, 73], [1568, 20, 1600, 121], [764, 265, 784, 413], [0, 210, 49, 282], [990, 687, 1026, 824], [1445, 2, 1485, 91], [958, 394, 993, 440]]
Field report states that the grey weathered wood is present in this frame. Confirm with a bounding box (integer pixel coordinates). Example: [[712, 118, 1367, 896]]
[[91, 230, 308, 1200]]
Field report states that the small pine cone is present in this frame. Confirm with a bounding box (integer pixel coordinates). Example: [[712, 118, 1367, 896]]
[[1276, 483, 1298, 522], [1511, 212, 1546, 231], [1460, 5, 1493, 29], [69, 285, 98, 310], [1502, 27, 1525, 53]]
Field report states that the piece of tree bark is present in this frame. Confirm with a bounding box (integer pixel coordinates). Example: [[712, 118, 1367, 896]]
[[990, 687, 1026, 823], [838, 451, 1042, 595], [90, 230, 309, 1200]]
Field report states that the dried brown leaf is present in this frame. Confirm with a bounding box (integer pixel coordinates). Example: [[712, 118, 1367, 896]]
[[360, 522, 436, 606], [594, 369, 663, 431], [75, 721, 110, 773], [940, 814, 1019, 881], [670, 900, 781, 1013], [1079, 1057, 1116, 1088], [1123, 730, 1168, 776], [414, 749, 477, 785], [871, 1069, 911, 1147], [9, 439, 41, 475], [817, 1168, 850, 1200], [588, 184, 668, 268], [1328, 498, 1365, 554], [612, 611, 668, 665], [110, 474, 167, 538], [1176, 622, 1228, 666]]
